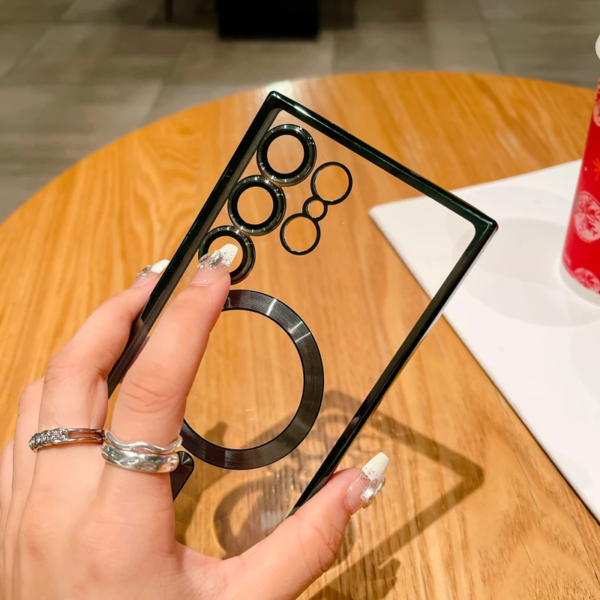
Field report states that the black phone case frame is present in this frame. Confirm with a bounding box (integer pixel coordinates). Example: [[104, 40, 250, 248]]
[[106, 92, 497, 513]]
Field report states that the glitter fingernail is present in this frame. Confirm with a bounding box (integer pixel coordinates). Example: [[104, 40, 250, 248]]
[[345, 452, 389, 514], [191, 243, 238, 286], [133, 259, 169, 287]]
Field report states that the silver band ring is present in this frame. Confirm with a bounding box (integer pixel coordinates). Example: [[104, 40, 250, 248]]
[[101, 429, 182, 474], [101, 444, 180, 473], [104, 430, 182, 454], [28, 428, 105, 452]]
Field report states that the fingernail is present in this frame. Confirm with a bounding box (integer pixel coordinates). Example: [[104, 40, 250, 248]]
[[191, 243, 238, 286], [133, 259, 169, 287], [345, 452, 389, 515]]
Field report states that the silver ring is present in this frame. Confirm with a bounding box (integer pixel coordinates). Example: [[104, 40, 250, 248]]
[[101, 429, 182, 474], [104, 429, 182, 455], [28, 428, 105, 452], [101, 444, 180, 473]]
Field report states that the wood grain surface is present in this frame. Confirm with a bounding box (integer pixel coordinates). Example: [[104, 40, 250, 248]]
[[1, 72, 599, 599]]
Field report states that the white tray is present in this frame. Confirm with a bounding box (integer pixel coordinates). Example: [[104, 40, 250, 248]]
[[370, 161, 600, 520]]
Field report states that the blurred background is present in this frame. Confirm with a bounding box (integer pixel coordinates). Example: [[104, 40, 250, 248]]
[[1, 0, 599, 222]]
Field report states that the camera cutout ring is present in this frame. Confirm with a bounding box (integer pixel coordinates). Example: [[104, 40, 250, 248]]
[[180, 290, 324, 469], [302, 196, 328, 222], [198, 226, 255, 285], [280, 213, 321, 256], [257, 125, 317, 187], [228, 175, 286, 236], [310, 161, 353, 205]]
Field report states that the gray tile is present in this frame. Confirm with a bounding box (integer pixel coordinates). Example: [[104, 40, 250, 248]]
[[145, 80, 302, 123], [0, 170, 63, 222], [0, 24, 49, 78], [334, 22, 500, 74], [0, 82, 162, 135], [0, 131, 109, 167], [355, 0, 482, 24], [4, 23, 189, 84], [0, 132, 107, 222], [0, 85, 53, 131], [320, 0, 356, 29], [61, 0, 215, 25], [145, 82, 253, 123], [0, 81, 162, 220], [479, 0, 600, 25], [0, 0, 72, 23], [170, 31, 334, 84], [488, 23, 600, 88], [61, 0, 161, 24]]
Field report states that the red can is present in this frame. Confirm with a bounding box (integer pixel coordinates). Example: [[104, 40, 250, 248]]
[[561, 80, 600, 303]]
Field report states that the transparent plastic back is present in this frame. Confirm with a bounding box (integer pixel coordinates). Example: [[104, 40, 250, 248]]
[[107, 93, 496, 575]]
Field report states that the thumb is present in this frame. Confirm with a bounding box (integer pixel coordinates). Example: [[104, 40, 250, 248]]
[[230, 453, 389, 600]]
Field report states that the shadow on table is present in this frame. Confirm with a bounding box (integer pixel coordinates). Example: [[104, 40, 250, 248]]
[[174, 389, 484, 599]]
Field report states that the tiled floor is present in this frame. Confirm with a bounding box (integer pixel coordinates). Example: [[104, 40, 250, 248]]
[[0, 0, 599, 221]]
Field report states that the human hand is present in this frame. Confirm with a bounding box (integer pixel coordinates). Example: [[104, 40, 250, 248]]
[[0, 246, 389, 600]]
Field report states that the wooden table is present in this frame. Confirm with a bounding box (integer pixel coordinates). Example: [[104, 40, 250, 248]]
[[1, 73, 599, 599]]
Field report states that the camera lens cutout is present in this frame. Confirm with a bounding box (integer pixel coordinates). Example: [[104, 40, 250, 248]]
[[257, 125, 317, 187], [228, 175, 286, 236], [310, 161, 353, 205]]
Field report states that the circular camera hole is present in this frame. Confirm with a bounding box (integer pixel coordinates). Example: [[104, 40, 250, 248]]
[[281, 215, 320, 255], [311, 162, 352, 205]]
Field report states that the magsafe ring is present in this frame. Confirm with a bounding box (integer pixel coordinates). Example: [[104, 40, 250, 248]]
[[310, 161, 353, 205], [228, 175, 287, 236], [197, 226, 255, 284], [257, 124, 317, 186], [180, 290, 324, 469]]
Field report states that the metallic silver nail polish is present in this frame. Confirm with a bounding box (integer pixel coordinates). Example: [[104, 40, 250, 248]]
[[360, 475, 387, 508], [345, 452, 389, 514], [197, 243, 238, 270], [137, 264, 154, 278], [191, 244, 238, 286], [134, 259, 170, 286]]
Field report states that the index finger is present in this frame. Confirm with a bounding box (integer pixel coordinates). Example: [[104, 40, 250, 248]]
[[110, 245, 236, 447], [97, 246, 235, 515]]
